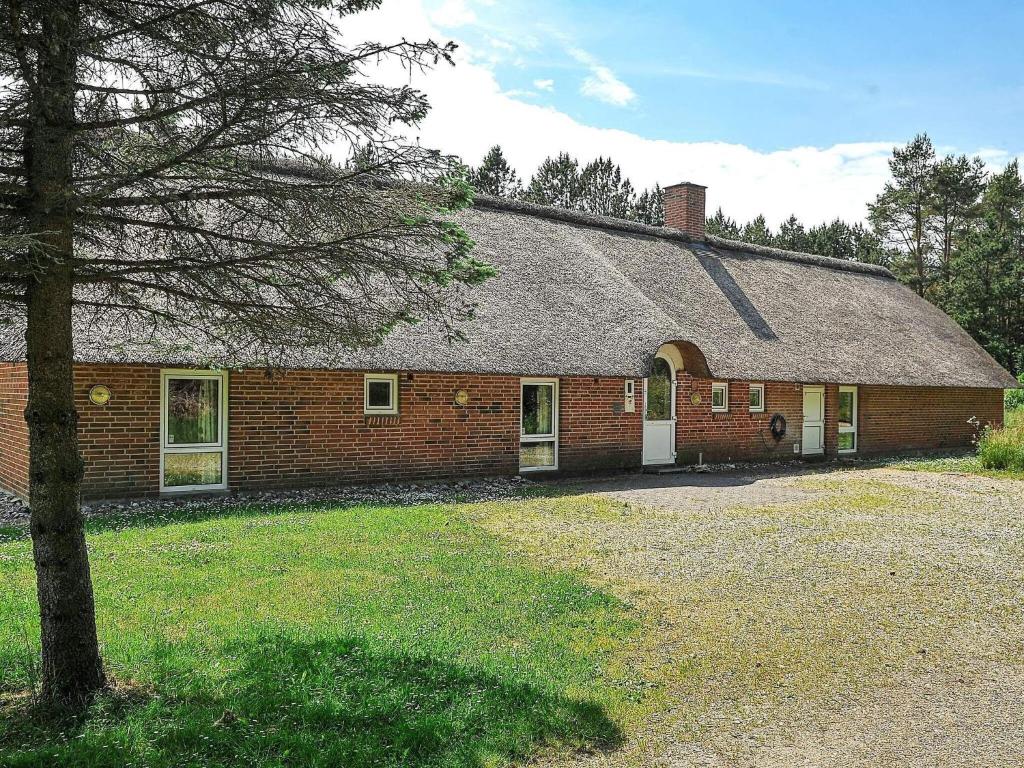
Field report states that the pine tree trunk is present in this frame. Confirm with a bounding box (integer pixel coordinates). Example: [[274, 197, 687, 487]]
[[24, 0, 107, 709], [26, 274, 106, 708]]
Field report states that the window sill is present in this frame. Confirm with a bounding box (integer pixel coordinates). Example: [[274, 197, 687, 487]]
[[364, 415, 401, 427]]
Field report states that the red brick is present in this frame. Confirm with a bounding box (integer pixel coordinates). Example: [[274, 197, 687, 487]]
[[0, 362, 1006, 501]]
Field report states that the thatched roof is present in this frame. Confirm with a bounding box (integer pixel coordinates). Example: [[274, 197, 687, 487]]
[[0, 196, 1016, 388]]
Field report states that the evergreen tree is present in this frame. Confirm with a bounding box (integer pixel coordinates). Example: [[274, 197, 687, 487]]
[[0, 0, 487, 708], [525, 153, 581, 209], [929, 154, 986, 286], [947, 161, 1024, 372], [807, 219, 856, 260], [868, 134, 937, 296], [577, 157, 636, 217], [705, 208, 740, 238], [850, 223, 891, 267], [776, 215, 811, 252], [741, 215, 774, 246], [469, 145, 523, 199], [634, 185, 665, 226]]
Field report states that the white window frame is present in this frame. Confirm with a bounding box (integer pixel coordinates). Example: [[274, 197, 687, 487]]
[[749, 383, 765, 413], [838, 385, 858, 454], [159, 369, 229, 494], [711, 382, 729, 413], [364, 373, 399, 415], [520, 377, 559, 472]]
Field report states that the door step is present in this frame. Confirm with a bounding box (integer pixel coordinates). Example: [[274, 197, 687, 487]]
[[642, 464, 686, 474]]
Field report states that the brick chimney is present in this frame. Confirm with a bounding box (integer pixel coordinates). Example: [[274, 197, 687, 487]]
[[663, 182, 706, 239]]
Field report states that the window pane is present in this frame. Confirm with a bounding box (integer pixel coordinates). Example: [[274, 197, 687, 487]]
[[838, 432, 856, 451], [838, 391, 854, 427], [167, 379, 219, 445], [521, 441, 556, 468], [367, 380, 393, 409], [522, 384, 554, 435], [164, 452, 222, 487], [712, 386, 726, 409], [749, 386, 763, 409], [646, 359, 672, 421]]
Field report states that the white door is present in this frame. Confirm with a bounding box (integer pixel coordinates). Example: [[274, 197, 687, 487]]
[[802, 386, 825, 456], [643, 357, 676, 465]]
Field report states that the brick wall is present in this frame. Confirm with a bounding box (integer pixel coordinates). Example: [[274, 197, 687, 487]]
[[0, 364, 29, 500], [3, 362, 1005, 501], [69, 364, 644, 499], [228, 369, 522, 489], [857, 385, 1003, 455], [663, 183, 707, 239], [76, 365, 161, 499], [673, 374, 802, 462], [560, 377, 642, 472], [671, 377, 1003, 462]]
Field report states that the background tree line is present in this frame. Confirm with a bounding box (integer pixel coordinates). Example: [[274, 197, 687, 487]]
[[468, 137, 1024, 375], [467, 146, 665, 225]]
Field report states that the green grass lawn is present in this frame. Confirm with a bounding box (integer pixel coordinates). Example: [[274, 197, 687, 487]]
[[0, 501, 649, 768], [1008, 407, 1023, 429], [2, 437, 1021, 767], [883, 407, 1024, 479]]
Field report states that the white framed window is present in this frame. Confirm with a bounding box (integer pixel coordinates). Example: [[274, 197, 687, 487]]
[[364, 373, 399, 415], [838, 386, 858, 453], [711, 382, 729, 413], [160, 369, 228, 493], [520, 378, 558, 471], [749, 383, 765, 413]]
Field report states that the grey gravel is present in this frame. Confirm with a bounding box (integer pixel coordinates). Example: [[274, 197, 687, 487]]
[[0, 491, 26, 526], [0, 475, 532, 526], [487, 464, 1024, 768]]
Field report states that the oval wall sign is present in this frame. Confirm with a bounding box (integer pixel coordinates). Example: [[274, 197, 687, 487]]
[[88, 385, 112, 406]]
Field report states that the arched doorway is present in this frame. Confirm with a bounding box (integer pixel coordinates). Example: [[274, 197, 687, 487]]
[[643, 354, 676, 465]]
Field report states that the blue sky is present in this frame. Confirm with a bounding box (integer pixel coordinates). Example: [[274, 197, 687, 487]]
[[351, 1, 1024, 223], [429, 0, 1023, 152]]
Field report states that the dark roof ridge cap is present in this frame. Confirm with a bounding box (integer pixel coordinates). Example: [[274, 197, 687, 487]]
[[706, 235, 895, 279], [473, 193, 895, 280], [472, 193, 695, 242]]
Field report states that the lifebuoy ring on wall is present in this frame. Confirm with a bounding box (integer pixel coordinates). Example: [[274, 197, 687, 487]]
[[769, 413, 787, 441]]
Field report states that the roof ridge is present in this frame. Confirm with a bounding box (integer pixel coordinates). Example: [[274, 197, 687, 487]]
[[705, 235, 894, 278], [473, 194, 895, 280]]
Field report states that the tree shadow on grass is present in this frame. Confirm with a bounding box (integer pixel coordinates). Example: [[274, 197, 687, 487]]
[[1, 633, 623, 768]]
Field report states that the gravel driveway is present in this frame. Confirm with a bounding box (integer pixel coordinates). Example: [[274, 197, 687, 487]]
[[482, 464, 1024, 767]]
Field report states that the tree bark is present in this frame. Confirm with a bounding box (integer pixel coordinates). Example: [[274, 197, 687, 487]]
[[24, 0, 107, 708]]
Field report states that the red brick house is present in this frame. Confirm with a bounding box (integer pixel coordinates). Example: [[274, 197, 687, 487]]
[[0, 183, 1016, 500]]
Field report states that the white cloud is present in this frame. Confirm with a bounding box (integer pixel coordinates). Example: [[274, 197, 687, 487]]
[[430, 0, 476, 27], [580, 65, 635, 107], [344, 0, 903, 224], [567, 47, 636, 107], [533, 78, 555, 92], [501, 88, 538, 99], [640, 64, 828, 92], [485, 36, 516, 53]]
